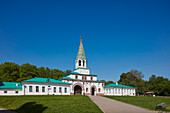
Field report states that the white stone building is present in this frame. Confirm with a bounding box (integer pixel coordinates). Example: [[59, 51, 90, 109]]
[[0, 36, 136, 96], [0, 36, 104, 96], [59, 36, 104, 95], [104, 83, 136, 96]]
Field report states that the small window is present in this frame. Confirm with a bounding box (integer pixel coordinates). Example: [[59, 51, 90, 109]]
[[75, 75, 78, 79], [42, 86, 45, 92], [15, 91, 19, 94], [29, 86, 33, 92], [4, 91, 7, 93], [91, 77, 93, 80], [59, 87, 62, 93], [79, 60, 81, 66], [48, 86, 50, 87], [54, 87, 56, 93], [86, 88, 88, 92], [98, 88, 101, 92], [65, 87, 67, 93], [36, 86, 39, 92]]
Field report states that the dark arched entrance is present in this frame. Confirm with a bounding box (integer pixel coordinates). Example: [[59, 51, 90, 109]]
[[74, 85, 82, 95], [91, 87, 95, 96]]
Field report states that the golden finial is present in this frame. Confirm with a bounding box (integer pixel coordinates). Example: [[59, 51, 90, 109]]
[[80, 35, 82, 39]]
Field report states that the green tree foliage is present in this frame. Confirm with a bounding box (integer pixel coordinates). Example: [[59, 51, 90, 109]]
[[101, 80, 115, 85], [105, 81, 115, 85], [118, 69, 145, 94], [118, 70, 170, 96], [0, 62, 71, 82], [149, 75, 170, 96], [0, 62, 20, 82]]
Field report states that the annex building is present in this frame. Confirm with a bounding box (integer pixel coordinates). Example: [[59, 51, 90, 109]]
[[0, 36, 136, 96]]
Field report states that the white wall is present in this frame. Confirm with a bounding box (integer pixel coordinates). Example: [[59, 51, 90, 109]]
[[64, 80, 104, 95], [68, 74, 97, 81], [74, 68, 90, 75], [0, 89, 23, 95], [22, 83, 70, 95], [104, 88, 136, 96]]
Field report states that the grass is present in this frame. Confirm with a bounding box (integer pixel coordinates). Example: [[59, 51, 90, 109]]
[[103, 96, 170, 111], [0, 95, 103, 113]]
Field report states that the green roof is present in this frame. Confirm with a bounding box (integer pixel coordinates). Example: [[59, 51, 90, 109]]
[[68, 71, 97, 76], [23, 77, 70, 85], [104, 83, 136, 89], [74, 67, 89, 71], [0, 82, 22, 89], [59, 76, 104, 82]]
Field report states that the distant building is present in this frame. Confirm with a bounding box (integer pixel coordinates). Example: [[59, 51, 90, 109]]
[[104, 83, 136, 96]]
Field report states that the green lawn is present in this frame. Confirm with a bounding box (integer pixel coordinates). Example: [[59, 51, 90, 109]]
[[0, 95, 103, 113], [103, 96, 170, 111]]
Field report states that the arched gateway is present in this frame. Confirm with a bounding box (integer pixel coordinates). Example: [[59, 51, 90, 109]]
[[74, 85, 82, 95]]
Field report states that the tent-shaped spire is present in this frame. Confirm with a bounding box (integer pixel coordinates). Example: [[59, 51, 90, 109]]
[[76, 36, 86, 59]]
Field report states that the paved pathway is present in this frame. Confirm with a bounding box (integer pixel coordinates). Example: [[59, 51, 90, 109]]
[[0, 108, 16, 113], [89, 96, 157, 113]]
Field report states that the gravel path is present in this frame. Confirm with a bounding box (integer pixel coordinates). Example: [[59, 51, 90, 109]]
[[89, 96, 157, 113]]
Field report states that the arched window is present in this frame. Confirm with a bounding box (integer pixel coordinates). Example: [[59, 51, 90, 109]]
[[91, 77, 93, 80], [42, 86, 45, 92], [83, 60, 85, 66], [54, 87, 56, 93], [65, 88, 67, 93], [79, 60, 81, 66]]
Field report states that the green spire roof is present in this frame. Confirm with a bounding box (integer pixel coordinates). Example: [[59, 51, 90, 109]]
[[104, 83, 136, 89], [22, 77, 70, 85], [76, 36, 86, 59]]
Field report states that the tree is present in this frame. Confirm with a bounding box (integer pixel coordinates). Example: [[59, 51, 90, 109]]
[[65, 70, 72, 75], [149, 75, 170, 96], [18, 63, 38, 81], [118, 69, 145, 94], [105, 81, 115, 85], [0, 62, 19, 82]]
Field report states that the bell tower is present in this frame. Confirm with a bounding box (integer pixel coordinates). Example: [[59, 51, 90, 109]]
[[75, 35, 87, 69]]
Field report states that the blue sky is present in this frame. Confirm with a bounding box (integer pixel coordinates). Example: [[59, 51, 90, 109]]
[[0, 0, 170, 81]]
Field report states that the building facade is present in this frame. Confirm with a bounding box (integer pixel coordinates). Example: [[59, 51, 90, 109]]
[[104, 83, 136, 96], [59, 36, 104, 95], [0, 36, 136, 96]]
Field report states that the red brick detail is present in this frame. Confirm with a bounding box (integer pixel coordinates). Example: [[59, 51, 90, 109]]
[[72, 83, 84, 90], [85, 93, 91, 95], [96, 93, 104, 95], [90, 85, 97, 91], [70, 93, 74, 95]]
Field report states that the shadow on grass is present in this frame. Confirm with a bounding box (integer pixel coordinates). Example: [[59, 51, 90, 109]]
[[14, 102, 47, 113]]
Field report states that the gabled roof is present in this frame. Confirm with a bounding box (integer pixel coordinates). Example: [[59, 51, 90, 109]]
[[104, 83, 136, 89], [0, 82, 22, 89], [22, 77, 70, 85]]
